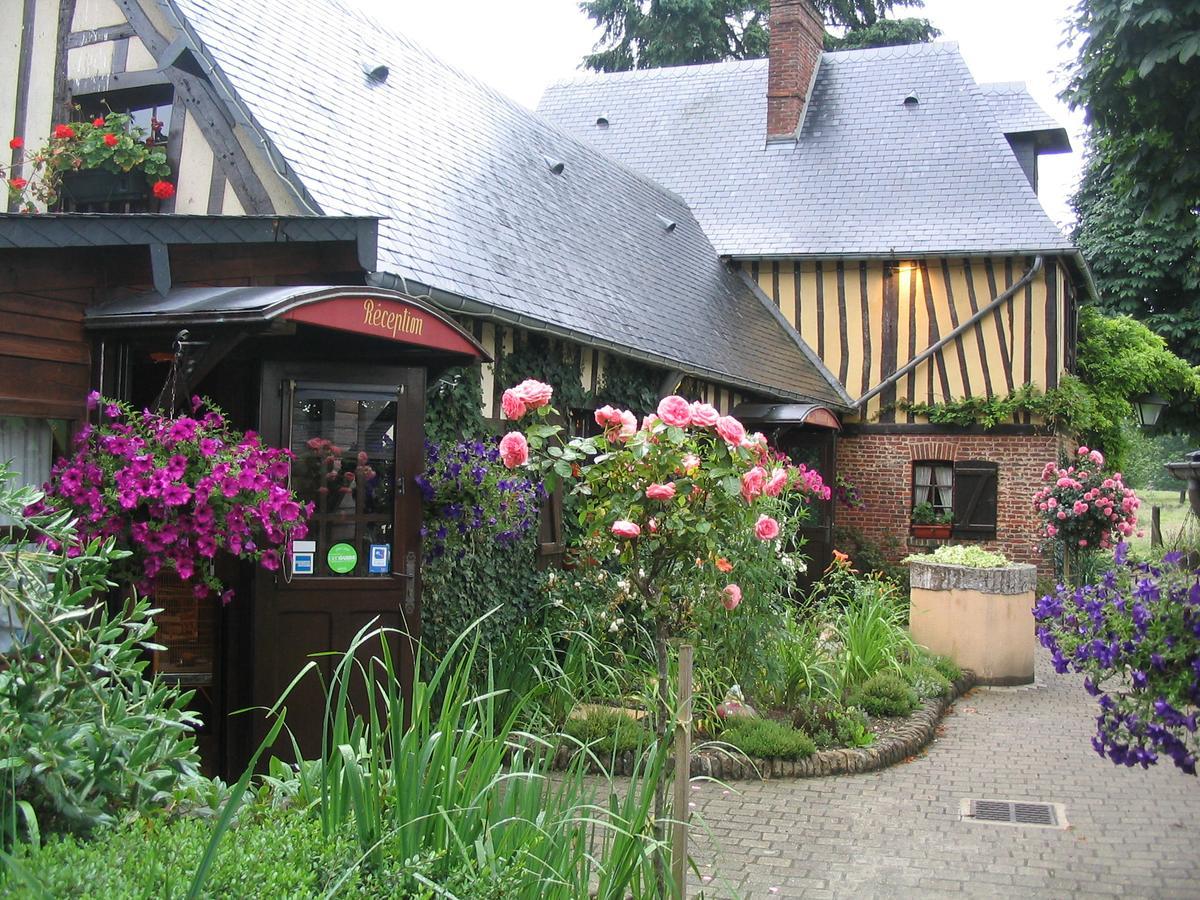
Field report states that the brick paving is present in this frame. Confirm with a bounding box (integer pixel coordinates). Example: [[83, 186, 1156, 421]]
[[687, 650, 1200, 898]]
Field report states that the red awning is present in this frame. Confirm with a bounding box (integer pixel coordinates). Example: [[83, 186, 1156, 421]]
[[86, 284, 489, 361]]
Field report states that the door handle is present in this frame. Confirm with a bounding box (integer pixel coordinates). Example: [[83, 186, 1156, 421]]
[[395, 550, 417, 616]]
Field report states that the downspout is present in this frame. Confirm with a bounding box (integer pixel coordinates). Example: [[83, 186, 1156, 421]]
[[854, 256, 1044, 411]]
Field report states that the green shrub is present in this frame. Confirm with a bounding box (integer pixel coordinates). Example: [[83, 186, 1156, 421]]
[[0, 467, 201, 841], [901, 663, 952, 700], [827, 578, 916, 691], [718, 717, 816, 760], [562, 707, 651, 756], [903, 544, 1011, 568], [928, 654, 962, 684], [850, 672, 920, 717], [3, 806, 376, 898], [791, 700, 873, 750]]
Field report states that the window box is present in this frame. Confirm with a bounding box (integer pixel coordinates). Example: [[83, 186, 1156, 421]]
[[910, 523, 952, 539], [60, 169, 150, 205]]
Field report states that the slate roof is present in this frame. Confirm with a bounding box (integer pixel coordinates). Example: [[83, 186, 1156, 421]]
[[169, 0, 846, 406], [537, 43, 1075, 258], [978, 81, 1072, 153]]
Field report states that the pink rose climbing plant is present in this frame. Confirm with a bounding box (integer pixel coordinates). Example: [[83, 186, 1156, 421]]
[[28, 393, 312, 602]]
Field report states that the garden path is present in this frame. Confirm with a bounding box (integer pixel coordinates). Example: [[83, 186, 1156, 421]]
[[686, 650, 1200, 898]]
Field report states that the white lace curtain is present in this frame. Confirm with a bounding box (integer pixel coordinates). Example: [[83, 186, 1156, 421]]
[[914, 463, 953, 511]]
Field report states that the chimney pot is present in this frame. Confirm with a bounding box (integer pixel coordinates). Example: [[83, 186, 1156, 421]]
[[767, 0, 825, 141]]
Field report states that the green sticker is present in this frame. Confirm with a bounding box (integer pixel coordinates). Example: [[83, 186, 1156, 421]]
[[327, 543, 358, 574]]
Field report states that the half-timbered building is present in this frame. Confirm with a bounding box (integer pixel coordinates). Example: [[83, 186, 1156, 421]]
[[539, 0, 1091, 568], [3, 0, 848, 772]]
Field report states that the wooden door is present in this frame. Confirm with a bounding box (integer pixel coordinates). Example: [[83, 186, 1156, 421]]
[[778, 429, 837, 592], [254, 362, 424, 760]]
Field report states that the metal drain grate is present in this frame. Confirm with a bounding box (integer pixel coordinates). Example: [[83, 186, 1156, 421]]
[[960, 798, 1068, 829]]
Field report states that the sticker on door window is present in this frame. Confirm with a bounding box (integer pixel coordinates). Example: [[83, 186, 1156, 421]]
[[368, 544, 390, 574], [291, 540, 316, 575], [327, 542, 358, 574]]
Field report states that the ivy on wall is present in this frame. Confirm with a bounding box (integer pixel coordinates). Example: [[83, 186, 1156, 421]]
[[425, 365, 488, 444]]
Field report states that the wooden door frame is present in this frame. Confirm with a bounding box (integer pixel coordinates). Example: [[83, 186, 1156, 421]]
[[250, 359, 425, 753]]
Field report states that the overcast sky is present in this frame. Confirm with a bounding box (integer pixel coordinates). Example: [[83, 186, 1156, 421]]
[[360, 1, 1085, 230]]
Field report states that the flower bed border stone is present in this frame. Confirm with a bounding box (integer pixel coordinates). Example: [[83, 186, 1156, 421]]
[[551, 670, 977, 779]]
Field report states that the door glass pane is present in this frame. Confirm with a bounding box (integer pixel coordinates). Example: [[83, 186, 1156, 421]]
[[289, 388, 396, 577], [783, 441, 830, 527]]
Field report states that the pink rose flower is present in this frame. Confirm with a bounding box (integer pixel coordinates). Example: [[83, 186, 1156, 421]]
[[680, 453, 701, 474], [657, 395, 692, 428], [1046, 524, 1057, 537], [616, 409, 638, 440], [595, 404, 620, 427], [722, 584, 742, 611], [689, 402, 720, 427], [1078, 446, 1089, 455], [754, 515, 780, 541], [764, 468, 788, 497], [498, 432, 529, 468], [715, 415, 746, 446], [611, 520, 641, 539], [741, 465, 767, 502], [512, 379, 553, 410], [501, 388, 527, 420], [646, 482, 677, 501], [641, 413, 661, 432]]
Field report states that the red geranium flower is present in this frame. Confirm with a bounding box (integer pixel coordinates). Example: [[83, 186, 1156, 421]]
[[53, 124, 75, 139], [8, 177, 27, 190], [8, 136, 22, 149], [103, 133, 118, 147], [92, 117, 105, 127], [152, 180, 175, 199]]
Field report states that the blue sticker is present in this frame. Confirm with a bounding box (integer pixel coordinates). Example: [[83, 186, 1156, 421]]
[[292, 552, 314, 575], [368, 544, 390, 574]]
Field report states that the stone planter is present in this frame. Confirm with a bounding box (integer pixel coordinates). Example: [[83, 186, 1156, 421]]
[[908, 561, 1037, 685]]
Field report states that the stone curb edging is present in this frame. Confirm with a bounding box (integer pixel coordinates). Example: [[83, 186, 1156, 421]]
[[552, 670, 977, 780]]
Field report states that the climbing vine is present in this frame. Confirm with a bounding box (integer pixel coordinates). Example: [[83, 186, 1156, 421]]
[[595, 354, 665, 413], [425, 365, 488, 445], [891, 308, 1200, 471]]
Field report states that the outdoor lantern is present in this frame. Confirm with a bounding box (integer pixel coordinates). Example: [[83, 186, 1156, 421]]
[[1134, 393, 1168, 428]]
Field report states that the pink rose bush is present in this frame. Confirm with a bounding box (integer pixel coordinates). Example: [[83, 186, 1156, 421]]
[[498, 387, 828, 631], [1033, 447, 1140, 552], [29, 394, 311, 601]]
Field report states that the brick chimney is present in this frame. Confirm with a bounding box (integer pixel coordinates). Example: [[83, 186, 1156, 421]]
[[767, 0, 825, 141]]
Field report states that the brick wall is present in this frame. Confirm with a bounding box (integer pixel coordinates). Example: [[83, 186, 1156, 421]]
[[836, 431, 1065, 576]]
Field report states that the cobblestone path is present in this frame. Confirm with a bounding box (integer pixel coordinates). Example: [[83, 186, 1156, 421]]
[[687, 651, 1200, 898]]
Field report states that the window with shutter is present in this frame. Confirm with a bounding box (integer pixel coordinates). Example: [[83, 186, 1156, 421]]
[[952, 460, 999, 539]]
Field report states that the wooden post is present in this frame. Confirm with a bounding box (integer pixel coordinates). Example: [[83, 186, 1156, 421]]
[[671, 642, 693, 899], [1151, 506, 1163, 548]]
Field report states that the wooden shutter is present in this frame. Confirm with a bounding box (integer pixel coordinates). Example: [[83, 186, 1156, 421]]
[[952, 460, 998, 539]]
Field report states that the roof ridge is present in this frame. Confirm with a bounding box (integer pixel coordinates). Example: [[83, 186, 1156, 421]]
[[821, 40, 960, 62], [978, 80, 1030, 93], [546, 57, 768, 89]]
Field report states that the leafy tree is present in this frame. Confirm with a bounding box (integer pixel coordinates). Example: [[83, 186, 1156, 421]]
[[580, 0, 938, 72], [824, 15, 938, 50], [1073, 151, 1200, 370], [1062, 0, 1200, 219], [1073, 306, 1200, 469], [580, 0, 770, 71]]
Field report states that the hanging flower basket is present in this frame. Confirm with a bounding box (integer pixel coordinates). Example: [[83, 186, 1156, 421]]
[[60, 168, 150, 205]]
